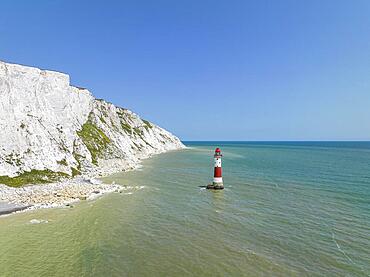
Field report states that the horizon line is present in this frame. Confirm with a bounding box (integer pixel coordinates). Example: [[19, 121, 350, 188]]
[[181, 140, 370, 142]]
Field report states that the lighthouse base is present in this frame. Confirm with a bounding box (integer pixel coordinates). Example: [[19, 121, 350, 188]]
[[206, 183, 224, 190]]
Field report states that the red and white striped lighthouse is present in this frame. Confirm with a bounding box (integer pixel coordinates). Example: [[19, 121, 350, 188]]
[[207, 147, 224, 189]]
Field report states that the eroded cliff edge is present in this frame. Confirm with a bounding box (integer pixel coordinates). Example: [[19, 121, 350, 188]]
[[0, 61, 184, 186]]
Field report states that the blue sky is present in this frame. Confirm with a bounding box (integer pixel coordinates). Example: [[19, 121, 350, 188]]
[[1, 0, 370, 140]]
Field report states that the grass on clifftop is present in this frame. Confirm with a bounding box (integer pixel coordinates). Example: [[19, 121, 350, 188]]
[[0, 170, 69, 187], [77, 120, 111, 166]]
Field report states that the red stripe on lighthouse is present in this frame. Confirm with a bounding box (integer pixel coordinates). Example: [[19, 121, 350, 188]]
[[214, 167, 222, 178]]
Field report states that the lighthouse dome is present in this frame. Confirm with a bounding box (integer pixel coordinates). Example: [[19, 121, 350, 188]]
[[215, 148, 221, 153]]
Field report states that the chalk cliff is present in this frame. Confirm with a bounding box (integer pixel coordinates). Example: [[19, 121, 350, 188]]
[[0, 61, 184, 185]]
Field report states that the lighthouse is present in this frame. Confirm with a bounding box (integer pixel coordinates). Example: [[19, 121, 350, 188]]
[[207, 148, 224, 190]]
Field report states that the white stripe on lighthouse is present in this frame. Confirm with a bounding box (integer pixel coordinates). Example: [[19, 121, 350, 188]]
[[213, 177, 223, 183], [214, 158, 221, 167]]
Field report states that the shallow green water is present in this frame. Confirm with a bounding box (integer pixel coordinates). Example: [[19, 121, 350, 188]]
[[0, 142, 369, 276]]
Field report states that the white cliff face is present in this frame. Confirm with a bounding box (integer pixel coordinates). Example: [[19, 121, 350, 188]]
[[0, 61, 184, 181]]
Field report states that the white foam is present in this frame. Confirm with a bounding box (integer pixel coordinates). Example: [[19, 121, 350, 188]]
[[29, 219, 48, 224], [331, 232, 354, 264]]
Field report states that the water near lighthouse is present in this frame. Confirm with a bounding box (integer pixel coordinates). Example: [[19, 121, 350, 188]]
[[0, 142, 369, 276]]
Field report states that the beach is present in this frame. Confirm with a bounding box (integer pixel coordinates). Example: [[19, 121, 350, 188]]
[[0, 151, 173, 215], [0, 178, 122, 215]]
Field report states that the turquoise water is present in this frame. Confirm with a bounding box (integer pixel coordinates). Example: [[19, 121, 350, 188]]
[[0, 142, 369, 276]]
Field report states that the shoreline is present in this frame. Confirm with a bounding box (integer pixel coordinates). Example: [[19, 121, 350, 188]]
[[0, 202, 31, 216], [0, 147, 186, 216], [0, 177, 124, 216]]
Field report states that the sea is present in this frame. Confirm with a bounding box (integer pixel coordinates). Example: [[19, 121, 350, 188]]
[[0, 142, 369, 276]]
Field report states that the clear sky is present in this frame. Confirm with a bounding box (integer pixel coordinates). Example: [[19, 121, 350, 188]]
[[1, 0, 370, 141]]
